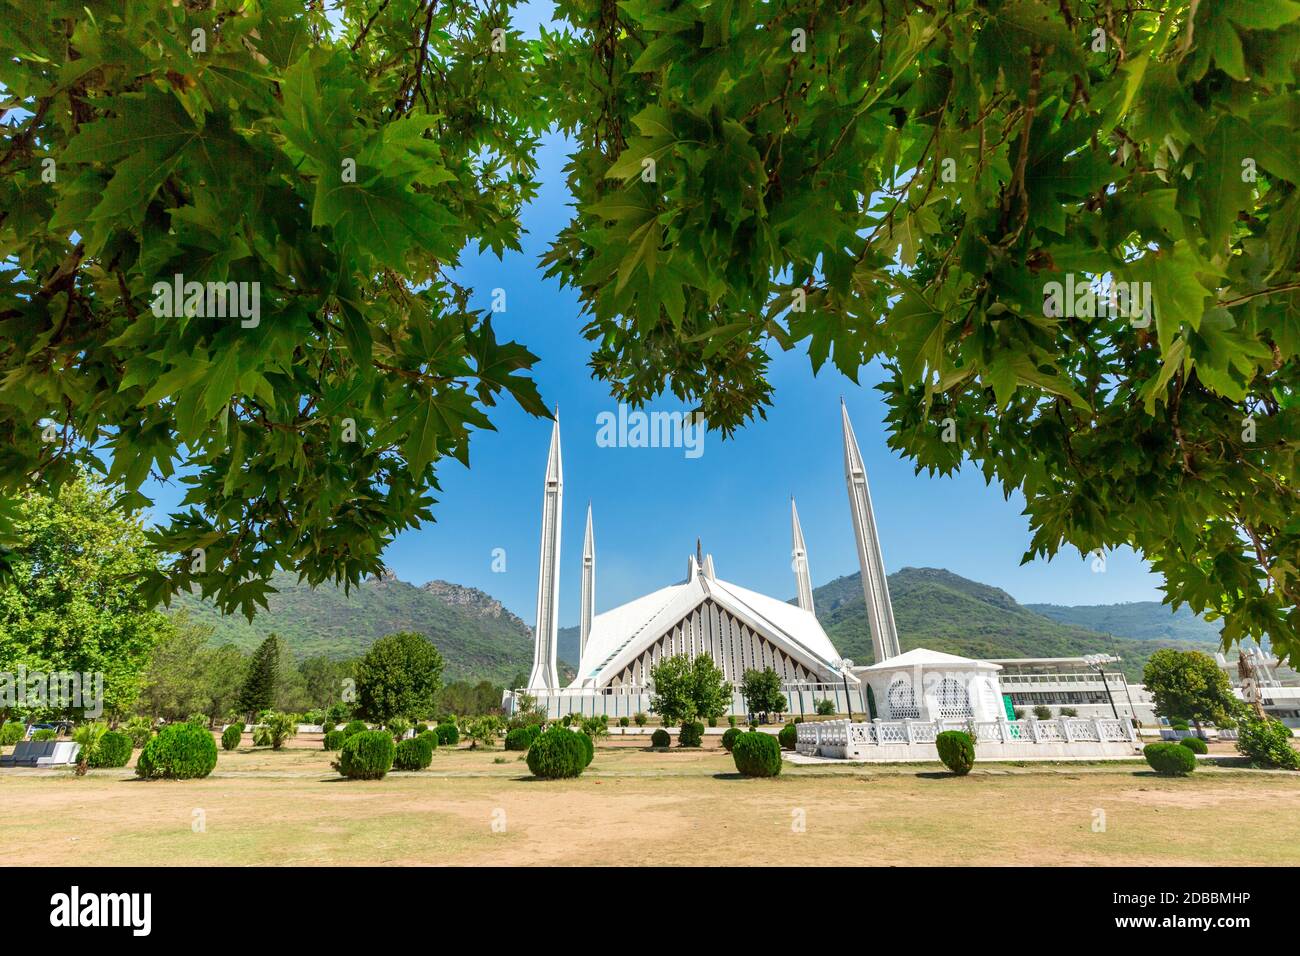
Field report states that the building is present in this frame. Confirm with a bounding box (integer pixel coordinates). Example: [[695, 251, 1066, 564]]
[[992, 657, 1157, 724], [1218, 646, 1300, 728]]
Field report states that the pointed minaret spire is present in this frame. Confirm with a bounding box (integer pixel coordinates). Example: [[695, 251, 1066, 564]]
[[527, 409, 563, 691], [580, 502, 595, 661], [841, 398, 901, 662], [791, 497, 815, 614]]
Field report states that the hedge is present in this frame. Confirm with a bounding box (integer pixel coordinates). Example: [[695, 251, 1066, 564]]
[[650, 728, 671, 748], [721, 727, 741, 752], [505, 725, 541, 751], [342, 720, 368, 738], [135, 723, 218, 780], [525, 727, 587, 779], [89, 731, 132, 768], [335, 730, 395, 780], [1236, 718, 1300, 770], [935, 731, 976, 775], [777, 723, 798, 750], [1179, 735, 1208, 755], [1144, 742, 1197, 776], [322, 730, 346, 751], [434, 723, 459, 747], [575, 729, 595, 766], [0, 722, 24, 746], [221, 723, 243, 751], [393, 735, 435, 771], [678, 721, 704, 748], [732, 731, 782, 777]]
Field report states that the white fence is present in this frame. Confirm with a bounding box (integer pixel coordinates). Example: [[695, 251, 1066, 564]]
[[797, 716, 1138, 761]]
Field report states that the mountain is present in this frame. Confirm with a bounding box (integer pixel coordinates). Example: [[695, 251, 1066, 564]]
[[812, 567, 1204, 681], [171, 571, 543, 684], [1024, 600, 1222, 644]]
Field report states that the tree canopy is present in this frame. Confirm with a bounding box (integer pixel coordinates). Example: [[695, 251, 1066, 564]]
[[354, 630, 444, 724], [1142, 648, 1241, 727], [648, 652, 732, 723], [1, 1, 1296, 662]]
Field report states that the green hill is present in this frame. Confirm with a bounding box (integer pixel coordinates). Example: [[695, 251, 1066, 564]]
[[171, 571, 541, 684], [1024, 600, 1222, 643]]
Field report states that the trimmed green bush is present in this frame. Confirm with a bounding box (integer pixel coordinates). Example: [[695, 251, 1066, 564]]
[[221, 723, 243, 751], [414, 723, 429, 735], [335, 730, 395, 780], [1144, 742, 1197, 776], [0, 722, 24, 746], [678, 720, 704, 748], [1170, 718, 1191, 731], [32, 728, 57, 741], [322, 720, 336, 735], [434, 722, 459, 746], [525, 727, 587, 779], [342, 720, 367, 738], [721, 727, 741, 752], [777, 723, 798, 750], [576, 729, 595, 766], [1236, 718, 1300, 770], [815, 698, 835, 716], [633, 712, 647, 727], [89, 731, 132, 768], [417, 729, 439, 751], [618, 716, 630, 727], [732, 731, 782, 777], [1179, 735, 1208, 754], [505, 725, 541, 751], [728, 715, 737, 728], [322, 730, 345, 751], [650, 728, 670, 747], [935, 730, 976, 775], [393, 735, 435, 771], [135, 723, 218, 780], [124, 716, 153, 748]]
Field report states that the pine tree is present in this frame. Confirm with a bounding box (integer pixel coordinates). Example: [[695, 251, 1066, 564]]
[[239, 635, 282, 720]]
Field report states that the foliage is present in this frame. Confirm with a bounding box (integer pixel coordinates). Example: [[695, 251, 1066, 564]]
[[387, 717, 411, 740], [221, 723, 243, 751], [649, 653, 732, 725], [575, 727, 595, 767], [323, 730, 346, 752], [89, 730, 132, 769], [238, 636, 283, 720], [135, 723, 218, 780], [541, 0, 1300, 665], [1143, 650, 1240, 727], [0, 478, 167, 720], [525, 726, 587, 780], [777, 723, 798, 751], [1143, 742, 1197, 777], [262, 710, 298, 750], [731, 732, 782, 778], [1235, 718, 1300, 770], [815, 699, 836, 717], [580, 716, 609, 744], [334, 730, 396, 780], [252, 725, 272, 747], [393, 734, 435, 771], [935, 731, 976, 775], [1059, 707, 1078, 718], [741, 668, 786, 715], [434, 723, 459, 747], [650, 728, 670, 748], [342, 720, 368, 738], [466, 714, 502, 749], [355, 631, 444, 725], [32, 728, 56, 741], [1179, 735, 1208, 754], [678, 720, 704, 748], [505, 725, 540, 751], [72, 721, 108, 758], [0, 721, 24, 745], [721, 727, 741, 752], [618, 716, 629, 727], [633, 712, 647, 727], [123, 716, 154, 748], [1033, 705, 1053, 720]]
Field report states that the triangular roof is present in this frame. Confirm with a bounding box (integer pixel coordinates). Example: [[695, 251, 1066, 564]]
[[858, 647, 1002, 671]]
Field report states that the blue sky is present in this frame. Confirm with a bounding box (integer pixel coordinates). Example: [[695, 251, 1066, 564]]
[[148, 2, 1166, 626]]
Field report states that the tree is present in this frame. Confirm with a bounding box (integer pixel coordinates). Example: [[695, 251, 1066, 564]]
[[202, 644, 249, 723], [0, 477, 167, 722], [299, 656, 352, 712], [239, 635, 283, 720], [355, 631, 443, 725], [0, 0, 547, 617], [138, 614, 216, 722], [648, 653, 732, 725], [1143, 649, 1241, 732], [740, 668, 786, 718], [540, 2, 1300, 664]]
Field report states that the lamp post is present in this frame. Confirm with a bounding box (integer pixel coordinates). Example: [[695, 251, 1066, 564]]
[[1083, 654, 1122, 722], [834, 659, 855, 722]]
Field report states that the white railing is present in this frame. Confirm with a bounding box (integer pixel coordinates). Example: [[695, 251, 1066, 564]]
[[795, 716, 1136, 753]]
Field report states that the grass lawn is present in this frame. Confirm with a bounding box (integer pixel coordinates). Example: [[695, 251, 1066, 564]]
[[4, 733, 1299, 866]]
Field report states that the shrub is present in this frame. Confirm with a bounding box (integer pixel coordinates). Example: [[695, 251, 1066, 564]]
[[323, 730, 345, 751], [721, 727, 741, 752], [1059, 707, 1078, 718], [935, 731, 976, 775], [777, 723, 798, 750], [252, 725, 272, 747], [678, 720, 704, 748], [434, 722, 459, 747], [414, 723, 429, 735], [707, 716, 717, 728], [32, 728, 57, 741], [814, 698, 835, 716], [334, 730, 395, 780], [793, 716, 803, 724], [526, 727, 587, 779], [732, 731, 782, 777], [505, 725, 541, 751], [322, 720, 336, 735], [0, 722, 25, 746], [1179, 735, 1208, 755], [393, 735, 435, 771], [728, 715, 737, 728], [342, 720, 368, 738], [1236, 718, 1300, 770], [135, 723, 218, 780], [185, 713, 209, 728], [1170, 718, 1191, 731], [89, 731, 132, 768], [650, 728, 670, 748], [73, 722, 108, 757], [576, 729, 595, 766], [1144, 742, 1197, 776], [1032, 705, 1053, 720], [124, 716, 153, 748], [417, 729, 439, 751], [618, 716, 630, 727], [633, 712, 648, 727], [387, 717, 411, 740], [221, 723, 243, 751]]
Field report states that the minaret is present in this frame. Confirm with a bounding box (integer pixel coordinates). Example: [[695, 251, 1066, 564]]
[[527, 410, 563, 691], [841, 399, 901, 662], [790, 497, 815, 614], [579, 502, 595, 661]]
